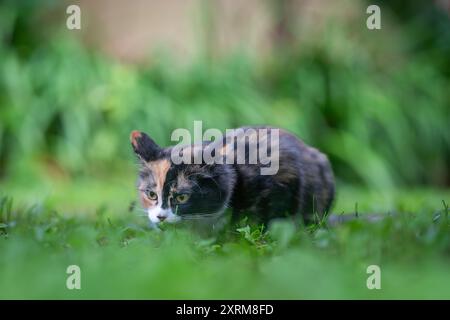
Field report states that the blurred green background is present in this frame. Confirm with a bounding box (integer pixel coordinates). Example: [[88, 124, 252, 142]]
[[1, 0, 449, 214], [1, 0, 449, 212], [0, 0, 450, 298]]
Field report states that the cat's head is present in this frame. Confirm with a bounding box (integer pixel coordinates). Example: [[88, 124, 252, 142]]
[[130, 130, 235, 226]]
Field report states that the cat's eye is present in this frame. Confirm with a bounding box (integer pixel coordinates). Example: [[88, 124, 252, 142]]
[[175, 194, 190, 204], [146, 190, 158, 201]]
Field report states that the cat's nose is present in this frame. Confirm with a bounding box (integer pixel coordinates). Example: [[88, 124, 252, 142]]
[[157, 215, 167, 222]]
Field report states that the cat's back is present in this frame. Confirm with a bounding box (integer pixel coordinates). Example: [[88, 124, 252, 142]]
[[228, 126, 335, 223]]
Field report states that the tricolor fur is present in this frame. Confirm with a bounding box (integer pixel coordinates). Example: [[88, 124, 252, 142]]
[[130, 126, 335, 228]]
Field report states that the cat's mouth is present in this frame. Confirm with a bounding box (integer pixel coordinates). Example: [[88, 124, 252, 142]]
[[147, 206, 181, 225], [149, 212, 223, 227]]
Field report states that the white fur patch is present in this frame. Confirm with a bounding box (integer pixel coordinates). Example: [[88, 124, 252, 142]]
[[147, 205, 181, 225]]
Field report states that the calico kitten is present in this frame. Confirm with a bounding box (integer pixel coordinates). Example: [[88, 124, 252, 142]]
[[130, 127, 335, 229]]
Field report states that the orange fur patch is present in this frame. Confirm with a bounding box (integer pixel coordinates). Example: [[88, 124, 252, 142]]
[[138, 158, 171, 209], [130, 130, 142, 148], [146, 159, 171, 196]]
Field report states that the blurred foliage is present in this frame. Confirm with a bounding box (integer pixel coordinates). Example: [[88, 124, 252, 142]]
[[0, 1, 449, 300], [0, 0, 449, 193], [0, 194, 449, 298]]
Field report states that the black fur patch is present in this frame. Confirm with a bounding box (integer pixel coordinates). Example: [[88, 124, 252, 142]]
[[131, 127, 335, 225]]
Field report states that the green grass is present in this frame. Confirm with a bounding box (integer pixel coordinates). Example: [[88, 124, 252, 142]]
[[0, 1, 449, 300], [0, 191, 449, 299]]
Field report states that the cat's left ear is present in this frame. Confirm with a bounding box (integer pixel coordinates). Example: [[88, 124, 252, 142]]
[[130, 130, 162, 162]]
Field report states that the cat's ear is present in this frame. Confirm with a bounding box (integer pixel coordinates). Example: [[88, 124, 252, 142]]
[[130, 130, 162, 162]]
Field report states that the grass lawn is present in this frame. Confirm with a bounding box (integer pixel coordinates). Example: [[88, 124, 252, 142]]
[[0, 185, 449, 299], [1, 0, 449, 302]]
